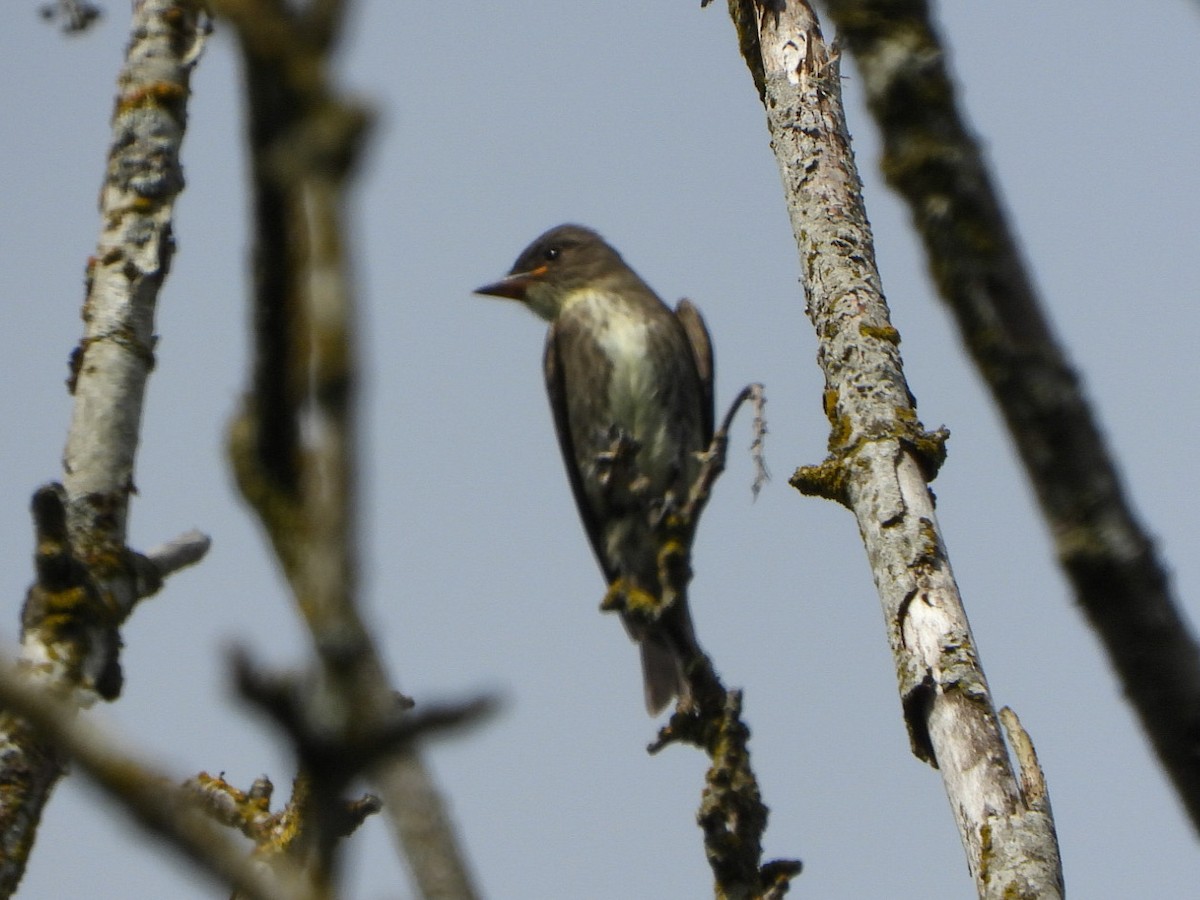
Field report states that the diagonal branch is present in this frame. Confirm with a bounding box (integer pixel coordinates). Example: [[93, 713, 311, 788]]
[[725, 1, 1062, 895], [818, 0, 1200, 835], [213, 1, 481, 895], [0, 662, 318, 900]]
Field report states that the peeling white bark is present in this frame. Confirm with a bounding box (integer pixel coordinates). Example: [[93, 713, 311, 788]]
[[739, 1, 1064, 895], [1, 3, 210, 892]]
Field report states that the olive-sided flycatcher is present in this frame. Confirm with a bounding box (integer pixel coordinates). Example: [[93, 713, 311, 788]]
[[476, 224, 714, 714]]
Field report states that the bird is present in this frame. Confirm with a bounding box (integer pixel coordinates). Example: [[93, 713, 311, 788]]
[[475, 224, 714, 714]]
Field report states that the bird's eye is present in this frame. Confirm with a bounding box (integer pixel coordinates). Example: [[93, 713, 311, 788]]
[[543, 246, 561, 262]]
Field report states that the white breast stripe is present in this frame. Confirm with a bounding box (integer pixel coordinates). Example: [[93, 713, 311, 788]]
[[569, 291, 673, 484]]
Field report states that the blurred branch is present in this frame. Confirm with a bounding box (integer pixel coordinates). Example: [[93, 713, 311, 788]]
[[38, 0, 103, 33], [186, 770, 379, 900], [0, 663, 317, 900], [1, 1, 210, 892], [232, 649, 497, 782], [213, 0, 481, 895], [725, 1, 1062, 895], [819, 0, 1200, 835], [228, 650, 495, 893]]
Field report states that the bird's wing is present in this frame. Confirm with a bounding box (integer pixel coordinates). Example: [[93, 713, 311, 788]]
[[674, 299, 715, 444], [543, 322, 617, 583]]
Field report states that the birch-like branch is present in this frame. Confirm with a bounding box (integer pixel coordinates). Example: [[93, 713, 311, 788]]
[[1, 2, 210, 891], [211, 1, 481, 895], [724, 2, 1062, 896], [818, 0, 1200, 835]]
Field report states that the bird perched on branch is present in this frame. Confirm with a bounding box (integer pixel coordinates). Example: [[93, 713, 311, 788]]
[[476, 224, 714, 714]]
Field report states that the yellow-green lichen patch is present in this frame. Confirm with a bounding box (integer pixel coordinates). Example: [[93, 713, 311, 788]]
[[790, 455, 849, 506], [859, 321, 901, 345]]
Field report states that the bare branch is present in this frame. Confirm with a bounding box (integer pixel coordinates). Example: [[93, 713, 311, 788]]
[[682, 383, 766, 525], [1000, 708, 1052, 816], [0, 663, 319, 900], [818, 0, 1200, 835], [232, 649, 498, 782], [185, 769, 381, 898], [145, 528, 212, 577], [211, 0, 481, 894], [1, 2, 210, 890], [725, 1, 1063, 895]]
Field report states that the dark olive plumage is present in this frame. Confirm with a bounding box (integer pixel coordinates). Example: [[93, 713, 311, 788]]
[[477, 224, 713, 714]]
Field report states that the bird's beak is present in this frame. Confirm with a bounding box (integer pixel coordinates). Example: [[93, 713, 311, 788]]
[[474, 264, 548, 301]]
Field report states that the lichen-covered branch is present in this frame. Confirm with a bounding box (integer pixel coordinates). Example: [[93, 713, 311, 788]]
[[0, 663, 318, 900], [211, 0, 480, 895], [216, 656, 492, 896], [618, 386, 800, 898], [818, 0, 1200, 836], [649, 684, 801, 900], [0, 2, 211, 892], [185, 770, 381, 900], [725, 1, 1062, 895]]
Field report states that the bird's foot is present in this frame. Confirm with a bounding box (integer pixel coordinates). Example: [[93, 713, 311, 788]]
[[594, 429, 641, 492], [602, 578, 661, 622], [656, 539, 691, 595]]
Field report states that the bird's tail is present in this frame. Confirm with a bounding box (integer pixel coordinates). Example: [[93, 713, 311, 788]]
[[640, 640, 683, 716], [636, 590, 701, 715]]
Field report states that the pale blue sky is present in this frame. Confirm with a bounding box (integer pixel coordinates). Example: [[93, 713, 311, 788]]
[[2, 2, 1198, 897]]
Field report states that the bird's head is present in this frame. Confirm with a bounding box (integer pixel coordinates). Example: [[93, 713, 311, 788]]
[[475, 224, 627, 321]]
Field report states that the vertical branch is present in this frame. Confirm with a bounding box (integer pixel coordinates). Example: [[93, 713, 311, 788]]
[[819, 0, 1200, 833], [725, 1, 1062, 896], [0, 2, 210, 892], [215, 1, 480, 896]]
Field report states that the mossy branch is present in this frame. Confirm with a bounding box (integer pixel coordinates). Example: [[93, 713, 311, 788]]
[[1, 3, 211, 891], [602, 382, 802, 898], [724, 0, 1063, 894]]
